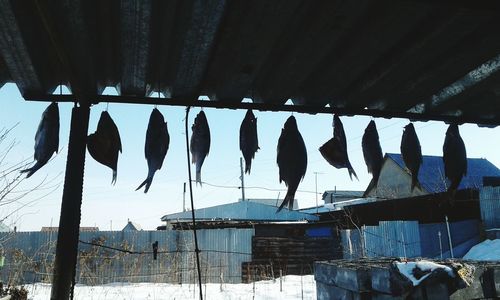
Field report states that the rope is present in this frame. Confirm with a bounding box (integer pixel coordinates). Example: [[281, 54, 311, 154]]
[[185, 107, 203, 300]]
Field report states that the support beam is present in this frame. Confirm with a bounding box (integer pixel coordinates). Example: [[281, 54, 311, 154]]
[[50, 103, 90, 300], [23, 93, 500, 127]]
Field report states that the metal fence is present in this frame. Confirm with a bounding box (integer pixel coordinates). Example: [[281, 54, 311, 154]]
[[480, 186, 500, 230], [0, 228, 254, 285], [340, 219, 479, 259]]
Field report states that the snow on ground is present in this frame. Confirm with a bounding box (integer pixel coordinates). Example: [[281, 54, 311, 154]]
[[463, 239, 500, 261], [24, 275, 316, 300], [395, 261, 454, 286]]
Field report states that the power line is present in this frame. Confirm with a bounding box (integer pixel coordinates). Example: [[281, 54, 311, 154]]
[[78, 240, 252, 256], [193, 180, 321, 195]]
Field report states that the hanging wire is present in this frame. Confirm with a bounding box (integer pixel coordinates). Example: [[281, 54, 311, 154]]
[[184, 106, 203, 300]]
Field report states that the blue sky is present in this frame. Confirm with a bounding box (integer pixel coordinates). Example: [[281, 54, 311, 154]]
[[1, 83, 499, 231]]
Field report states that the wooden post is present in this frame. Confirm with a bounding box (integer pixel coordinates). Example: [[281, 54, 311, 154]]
[[50, 104, 90, 299]]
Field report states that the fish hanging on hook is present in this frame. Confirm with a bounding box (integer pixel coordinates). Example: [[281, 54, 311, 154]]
[[136, 108, 170, 193], [87, 111, 122, 184], [401, 122, 422, 191], [362, 120, 384, 194], [190, 110, 211, 185], [276, 116, 307, 212], [319, 114, 358, 180], [21, 102, 60, 178], [443, 124, 467, 200], [239, 109, 259, 174]]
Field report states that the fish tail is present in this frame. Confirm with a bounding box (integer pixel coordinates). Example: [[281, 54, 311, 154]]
[[410, 174, 421, 192], [195, 159, 204, 186], [277, 190, 295, 213], [347, 162, 358, 181], [363, 178, 377, 197], [447, 178, 460, 194], [245, 158, 252, 174], [446, 179, 460, 205], [20, 162, 43, 178], [111, 170, 117, 185], [136, 175, 153, 193], [196, 170, 202, 186]]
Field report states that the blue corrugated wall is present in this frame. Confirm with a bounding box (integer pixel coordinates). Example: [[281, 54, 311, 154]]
[[0, 228, 254, 284], [341, 219, 479, 259]]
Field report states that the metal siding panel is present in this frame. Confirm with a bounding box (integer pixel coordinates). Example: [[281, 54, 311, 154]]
[[449, 219, 480, 245], [340, 229, 363, 259], [480, 187, 500, 229], [0, 229, 254, 284], [404, 221, 422, 257], [364, 225, 378, 257]]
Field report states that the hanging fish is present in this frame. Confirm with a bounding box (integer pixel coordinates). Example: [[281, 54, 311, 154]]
[[400, 123, 422, 191], [362, 120, 384, 192], [190, 110, 211, 185], [87, 111, 122, 184], [21, 102, 60, 178], [319, 115, 358, 180], [136, 108, 169, 193], [443, 124, 467, 195], [277, 116, 307, 212], [239, 109, 259, 174]]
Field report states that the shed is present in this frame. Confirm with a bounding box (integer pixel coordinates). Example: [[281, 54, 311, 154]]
[[322, 190, 364, 204], [161, 201, 318, 227]]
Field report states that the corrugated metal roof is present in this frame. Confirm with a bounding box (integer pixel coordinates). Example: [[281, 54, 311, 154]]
[[0, 1, 500, 124], [161, 201, 318, 222], [387, 153, 500, 193]]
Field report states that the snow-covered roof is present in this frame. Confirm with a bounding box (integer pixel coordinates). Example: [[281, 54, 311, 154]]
[[161, 201, 318, 222]]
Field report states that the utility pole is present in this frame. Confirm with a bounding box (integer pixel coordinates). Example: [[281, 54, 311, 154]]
[[314, 172, 324, 214], [183, 182, 186, 212], [240, 157, 245, 201]]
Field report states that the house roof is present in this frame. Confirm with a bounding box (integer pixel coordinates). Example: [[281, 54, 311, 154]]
[[122, 221, 142, 231], [161, 201, 318, 223], [322, 190, 364, 200], [1, 1, 500, 125], [386, 153, 500, 193]]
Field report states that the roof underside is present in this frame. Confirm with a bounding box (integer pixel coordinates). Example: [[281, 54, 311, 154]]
[[1, 1, 500, 125]]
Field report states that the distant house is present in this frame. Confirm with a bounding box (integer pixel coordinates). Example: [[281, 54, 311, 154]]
[[322, 190, 363, 204], [365, 153, 500, 199], [41, 226, 99, 232], [239, 198, 298, 210], [161, 201, 318, 229], [122, 220, 142, 231]]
